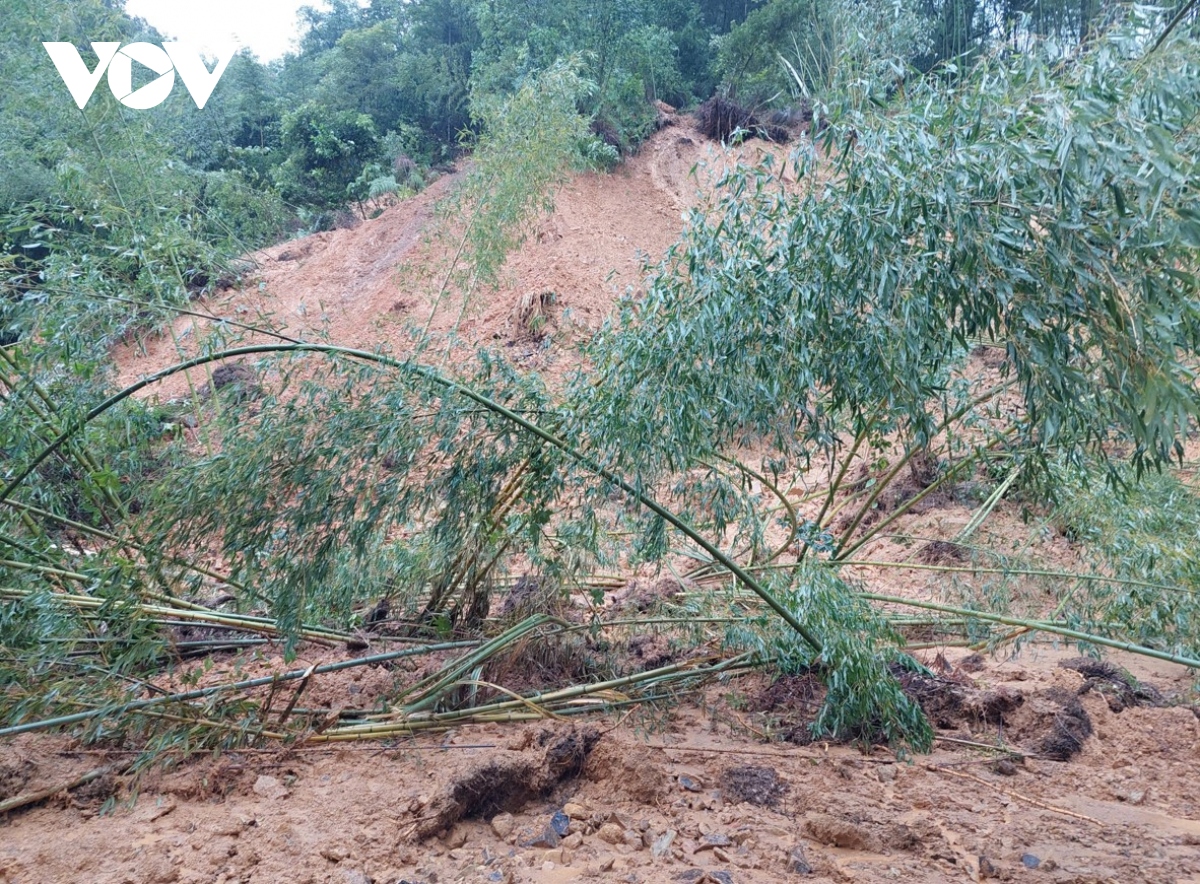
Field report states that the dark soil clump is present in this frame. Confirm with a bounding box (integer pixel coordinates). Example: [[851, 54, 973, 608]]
[[1060, 657, 1165, 711], [916, 539, 970, 564], [696, 96, 790, 143], [720, 764, 787, 807], [1030, 687, 1093, 761], [895, 669, 1023, 730], [412, 726, 600, 839]]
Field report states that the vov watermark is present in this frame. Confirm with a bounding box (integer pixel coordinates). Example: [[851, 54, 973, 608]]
[[43, 42, 234, 110]]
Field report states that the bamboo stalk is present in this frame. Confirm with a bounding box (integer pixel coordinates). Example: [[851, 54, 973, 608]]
[[0, 640, 479, 739], [0, 343, 827, 655], [0, 765, 119, 815], [857, 592, 1200, 669]]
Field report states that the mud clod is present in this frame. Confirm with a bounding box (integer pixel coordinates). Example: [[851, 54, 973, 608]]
[[804, 813, 883, 852], [897, 670, 1023, 730], [695, 96, 789, 144], [201, 361, 262, 403], [916, 539, 969, 564], [1060, 657, 1165, 711], [584, 741, 665, 804], [1028, 688, 1093, 761], [0, 759, 34, 801], [411, 726, 599, 840]]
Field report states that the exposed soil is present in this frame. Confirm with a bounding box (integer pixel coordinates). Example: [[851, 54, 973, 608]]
[[2, 644, 1199, 884], [6, 120, 1200, 883]]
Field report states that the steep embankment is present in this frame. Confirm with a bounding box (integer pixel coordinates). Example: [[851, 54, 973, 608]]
[[115, 115, 746, 395]]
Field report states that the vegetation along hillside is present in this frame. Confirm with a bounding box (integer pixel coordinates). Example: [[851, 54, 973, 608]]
[[2, 0, 1199, 881]]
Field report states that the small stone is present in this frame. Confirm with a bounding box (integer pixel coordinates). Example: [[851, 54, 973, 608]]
[[564, 802, 590, 820], [523, 826, 560, 848], [491, 813, 516, 840], [252, 775, 289, 800], [1021, 853, 1041, 869], [676, 871, 734, 884], [444, 825, 468, 849], [978, 856, 998, 879], [1127, 790, 1146, 806], [786, 847, 812, 875], [600, 858, 616, 872], [695, 834, 732, 852], [990, 759, 1019, 777], [542, 848, 571, 865], [652, 830, 677, 859], [623, 831, 645, 850], [340, 871, 370, 884], [563, 833, 584, 850], [320, 846, 350, 863], [713, 848, 733, 863], [550, 811, 571, 837], [679, 776, 703, 793], [877, 765, 897, 783], [598, 823, 626, 845]]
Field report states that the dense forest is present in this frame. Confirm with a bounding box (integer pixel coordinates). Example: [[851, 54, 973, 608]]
[[1, 0, 1199, 759], [5, 0, 1191, 247]]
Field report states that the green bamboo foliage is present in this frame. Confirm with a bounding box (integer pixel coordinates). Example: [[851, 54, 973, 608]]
[[4, 9, 1200, 759]]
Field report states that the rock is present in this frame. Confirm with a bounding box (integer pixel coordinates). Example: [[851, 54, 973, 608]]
[[652, 830, 677, 859], [522, 826, 560, 848], [598, 823, 627, 845], [990, 759, 1019, 776], [675, 871, 734, 884], [550, 811, 571, 837], [786, 846, 813, 875], [340, 871, 371, 884], [679, 776, 704, 793], [491, 813, 516, 840], [1021, 853, 1041, 869], [978, 856, 998, 879], [695, 834, 732, 852], [444, 825, 468, 849], [624, 831, 645, 850], [252, 775, 289, 800], [713, 847, 732, 863], [877, 765, 897, 783], [321, 846, 351, 863], [562, 832, 583, 850], [564, 802, 590, 820], [542, 848, 572, 865]]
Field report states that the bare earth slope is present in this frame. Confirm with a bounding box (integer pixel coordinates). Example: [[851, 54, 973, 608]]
[[115, 119, 726, 396]]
